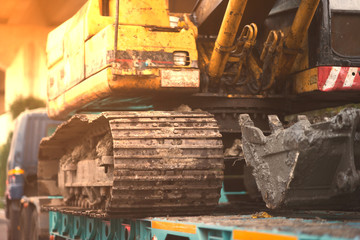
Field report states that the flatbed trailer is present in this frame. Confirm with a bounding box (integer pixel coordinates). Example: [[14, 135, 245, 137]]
[[45, 205, 360, 240]]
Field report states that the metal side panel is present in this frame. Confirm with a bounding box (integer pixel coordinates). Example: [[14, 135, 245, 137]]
[[48, 211, 360, 240]]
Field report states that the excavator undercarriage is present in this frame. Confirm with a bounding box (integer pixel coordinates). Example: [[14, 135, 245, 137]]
[[40, 111, 224, 217]]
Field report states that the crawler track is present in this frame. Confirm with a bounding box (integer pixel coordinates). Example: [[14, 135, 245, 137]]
[[40, 111, 224, 217]]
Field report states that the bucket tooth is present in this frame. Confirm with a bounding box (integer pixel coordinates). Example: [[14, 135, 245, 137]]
[[240, 108, 360, 209], [268, 115, 283, 133], [239, 114, 255, 127], [239, 114, 266, 145], [297, 115, 310, 123]]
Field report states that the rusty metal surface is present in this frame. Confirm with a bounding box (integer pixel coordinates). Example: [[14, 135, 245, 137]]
[[240, 108, 360, 209], [40, 111, 224, 217]]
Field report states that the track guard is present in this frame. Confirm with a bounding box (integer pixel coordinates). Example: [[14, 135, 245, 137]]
[[240, 109, 360, 209]]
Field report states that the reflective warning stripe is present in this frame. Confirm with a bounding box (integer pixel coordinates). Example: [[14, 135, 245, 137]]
[[318, 66, 360, 91], [152, 221, 197, 234], [343, 67, 359, 87], [233, 230, 297, 240], [321, 67, 341, 90]]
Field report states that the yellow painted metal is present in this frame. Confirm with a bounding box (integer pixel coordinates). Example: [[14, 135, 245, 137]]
[[198, 43, 210, 72], [46, 0, 199, 120], [47, 0, 176, 68], [83, 24, 197, 78], [207, 0, 248, 80], [107, 0, 170, 27], [85, 0, 171, 40], [183, 14, 198, 39], [197, 42, 214, 73], [47, 68, 112, 119], [247, 54, 262, 81], [290, 32, 309, 73], [261, 31, 279, 63], [293, 68, 319, 94], [47, 21, 69, 68], [85, 0, 113, 39], [233, 23, 258, 84], [279, 0, 320, 76]]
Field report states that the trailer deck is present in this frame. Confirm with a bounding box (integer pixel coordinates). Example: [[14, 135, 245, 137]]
[[47, 205, 360, 240]]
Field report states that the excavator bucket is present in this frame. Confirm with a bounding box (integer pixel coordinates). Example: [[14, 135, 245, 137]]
[[239, 109, 360, 209]]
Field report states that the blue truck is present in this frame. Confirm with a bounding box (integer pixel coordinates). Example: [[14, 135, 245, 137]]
[[5, 108, 61, 240]]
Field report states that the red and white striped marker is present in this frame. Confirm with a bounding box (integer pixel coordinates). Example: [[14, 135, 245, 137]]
[[318, 66, 360, 91]]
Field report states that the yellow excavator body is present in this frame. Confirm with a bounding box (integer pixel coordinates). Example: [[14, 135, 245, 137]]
[[46, 0, 199, 119]]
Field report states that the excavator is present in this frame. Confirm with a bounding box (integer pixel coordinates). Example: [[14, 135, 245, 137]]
[[38, 0, 360, 217]]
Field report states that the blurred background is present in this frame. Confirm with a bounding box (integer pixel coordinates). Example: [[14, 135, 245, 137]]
[[0, 0, 88, 218], [0, 0, 87, 143], [0, 0, 197, 212]]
